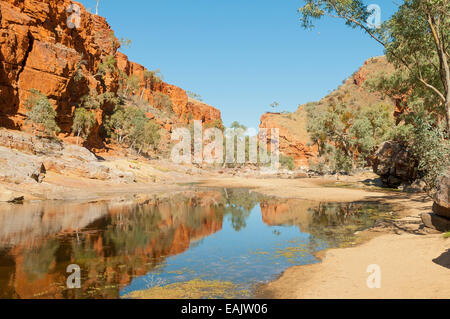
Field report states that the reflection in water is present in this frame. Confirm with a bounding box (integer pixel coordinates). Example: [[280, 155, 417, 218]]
[[0, 189, 394, 299]]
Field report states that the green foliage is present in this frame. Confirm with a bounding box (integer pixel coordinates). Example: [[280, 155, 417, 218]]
[[444, 232, 450, 239], [73, 59, 87, 82], [79, 89, 120, 111], [105, 105, 160, 154], [270, 101, 279, 110], [79, 89, 102, 109], [153, 92, 173, 113], [72, 108, 96, 145], [205, 119, 225, 131], [118, 37, 132, 49], [230, 121, 247, 131], [279, 154, 295, 171], [187, 91, 203, 101], [333, 148, 353, 174], [298, 0, 450, 131], [25, 89, 60, 137], [390, 102, 450, 191], [143, 69, 163, 86], [123, 74, 140, 97], [97, 55, 117, 77], [305, 101, 395, 173]]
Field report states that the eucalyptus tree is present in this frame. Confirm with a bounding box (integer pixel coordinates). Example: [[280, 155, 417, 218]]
[[299, 0, 450, 132]]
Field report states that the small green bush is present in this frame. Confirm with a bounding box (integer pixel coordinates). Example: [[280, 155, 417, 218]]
[[72, 108, 96, 145], [280, 154, 295, 171], [25, 89, 60, 137]]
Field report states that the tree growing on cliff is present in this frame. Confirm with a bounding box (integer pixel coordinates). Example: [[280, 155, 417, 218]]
[[270, 101, 279, 111], [96, 55, 117, 78], [72, 108, 96, 145], [298, 0, 450, 133], [25, 89, 60, 137], [105, 105, 160, 154], [130, 118, 161, 154], [187, 91, 203, 101]]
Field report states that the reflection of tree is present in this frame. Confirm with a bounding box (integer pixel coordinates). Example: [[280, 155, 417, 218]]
[[221, 189, 263, 231], [307, 203, 392, 247], [22, 239, 59, 281], [104, 205, 165, 256]]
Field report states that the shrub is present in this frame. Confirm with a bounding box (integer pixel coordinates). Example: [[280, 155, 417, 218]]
[[25, 89, 60, 137], [187, 91, 202, 101], [97, 55, 117, 77], [153, 92, 173, 113], [105, 105, 160, 154], [391, 104, 450, 191], [305, 101, 395, 173], [279, 154, 295, 170], [72, 108, 96, 145]]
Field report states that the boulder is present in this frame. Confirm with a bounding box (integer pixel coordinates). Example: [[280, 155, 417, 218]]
[[403, 180, 426, 193], [433, 170, 450, 218], [372, 141, 418, 187], [421, 213, 450, 232], [30, 163, 46, 183], [0, 185, 23, 203]]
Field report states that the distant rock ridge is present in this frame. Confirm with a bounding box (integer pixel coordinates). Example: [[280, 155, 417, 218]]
[[0, 0, 221, 151], [259, 56, 397, 168]]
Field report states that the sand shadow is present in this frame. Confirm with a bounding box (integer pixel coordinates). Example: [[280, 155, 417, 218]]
[[432, 249, 450, 270]]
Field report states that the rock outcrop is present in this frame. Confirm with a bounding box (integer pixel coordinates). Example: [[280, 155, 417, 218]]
[[259, 56, 396, 168], [0, 128, 133, 184], [371, 141, 418, 187], [421, 170, 450, 232], [115, 52, 221, 128], [433, 170, 450, 219], [0, 0, 221, 151], [259, 109, 316, 168]]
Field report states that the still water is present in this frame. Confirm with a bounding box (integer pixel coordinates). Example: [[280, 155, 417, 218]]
[[0, 188, 394, 299]]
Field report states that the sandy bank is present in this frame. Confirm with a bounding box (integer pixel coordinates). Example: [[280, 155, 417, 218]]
[[255, 188, 450, 299]]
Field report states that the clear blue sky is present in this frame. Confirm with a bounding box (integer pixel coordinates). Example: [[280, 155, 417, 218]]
[[78, 0, 400, 129]]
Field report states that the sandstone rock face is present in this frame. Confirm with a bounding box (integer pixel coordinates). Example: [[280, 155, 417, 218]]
[[0, 129, 133, 183], [371, 141, 418, 187], [0, 0, 221, 150], [115, 53, 222, 128], [259, 108, 317, 168], [433, 170, 450, 219], [0, 185, 22, 202], [0, 0, 117, 132]]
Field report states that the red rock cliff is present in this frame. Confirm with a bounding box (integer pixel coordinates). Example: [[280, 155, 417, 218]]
[[0, 0, 221, 148], [259, 56, 396, 168]]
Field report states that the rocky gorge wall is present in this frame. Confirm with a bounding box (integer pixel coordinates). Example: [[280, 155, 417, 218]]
[[0, 0, 221, 150], [259, 56, 397, 168]]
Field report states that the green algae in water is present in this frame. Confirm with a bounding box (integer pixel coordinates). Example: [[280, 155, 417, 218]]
[[306, 202, 397, 247]]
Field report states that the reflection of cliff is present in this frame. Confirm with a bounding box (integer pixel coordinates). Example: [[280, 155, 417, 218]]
[[0, 202, 110, 248], [260, 200, 316, 231], [0, 191, 227, 299]]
